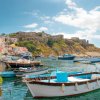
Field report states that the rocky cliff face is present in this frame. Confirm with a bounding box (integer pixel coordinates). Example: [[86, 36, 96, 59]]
[[9, 32, 100, 56]]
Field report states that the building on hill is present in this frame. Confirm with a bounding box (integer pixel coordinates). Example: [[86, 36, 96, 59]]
[[71, 37, 89, 45], [52, 35, 63, 40]]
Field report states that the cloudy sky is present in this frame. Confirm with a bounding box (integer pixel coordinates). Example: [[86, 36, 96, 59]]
[[0, 0, 100, 47]]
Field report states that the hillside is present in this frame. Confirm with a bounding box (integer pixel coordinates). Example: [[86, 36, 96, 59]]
[[8, 31, 100, 56]]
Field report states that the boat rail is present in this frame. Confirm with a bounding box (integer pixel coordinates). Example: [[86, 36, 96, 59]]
[[23, 72, 100, 86]]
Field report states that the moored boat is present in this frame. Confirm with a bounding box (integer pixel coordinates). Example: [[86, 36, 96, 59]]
[[23, 72, 100, 98], [58, 54, 75, 60], [16, 67, 49, 77], [0, 71, 15, 78]]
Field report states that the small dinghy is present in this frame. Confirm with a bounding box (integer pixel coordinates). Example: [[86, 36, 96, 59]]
[[16, 67, 49, 77], [23, 71, 100, 98]]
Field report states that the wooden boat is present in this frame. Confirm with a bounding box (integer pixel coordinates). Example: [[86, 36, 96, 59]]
[[15, 67, 49, 77], [23, 72, 100, 98], [0, 71, 15, 78], [58, 54, 75, 60]]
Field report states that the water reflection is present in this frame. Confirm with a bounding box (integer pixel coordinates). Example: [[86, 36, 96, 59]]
[[1, 58, 100, 100]]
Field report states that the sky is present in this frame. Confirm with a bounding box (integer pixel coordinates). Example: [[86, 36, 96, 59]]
[[0, 0, 100, 47]]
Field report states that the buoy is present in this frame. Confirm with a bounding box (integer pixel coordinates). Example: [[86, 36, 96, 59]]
[[0, 77, 3, 85], [61, 84, 65, 93]]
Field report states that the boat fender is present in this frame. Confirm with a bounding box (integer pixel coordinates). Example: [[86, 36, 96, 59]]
[[75, 82, 78, 91], [61, 84, 65, 93], [87, 82, 89, 89], [96, 79, 99, 86], [48, 77, 51, 83]]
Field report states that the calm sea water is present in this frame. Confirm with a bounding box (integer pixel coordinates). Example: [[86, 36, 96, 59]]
[[1, 58, 100, 100]]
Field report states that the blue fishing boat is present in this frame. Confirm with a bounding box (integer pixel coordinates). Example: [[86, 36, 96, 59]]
[[0, 71, 15, 78], [58, 54, 75, 60]]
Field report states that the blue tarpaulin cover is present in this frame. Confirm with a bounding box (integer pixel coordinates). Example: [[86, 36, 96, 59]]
[[56, 72, 68, 82]]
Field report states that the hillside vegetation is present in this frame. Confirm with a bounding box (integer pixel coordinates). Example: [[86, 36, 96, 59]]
[[9, 31, 100, 56]]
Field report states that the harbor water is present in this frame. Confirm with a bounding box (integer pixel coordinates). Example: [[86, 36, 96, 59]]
[[1, 58, 100, 100]]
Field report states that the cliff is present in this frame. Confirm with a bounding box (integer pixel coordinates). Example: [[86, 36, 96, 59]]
[[8, 31, 100, 56]]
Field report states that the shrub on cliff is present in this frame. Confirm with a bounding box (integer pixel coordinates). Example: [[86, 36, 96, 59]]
[[16, 41, 36, 52]]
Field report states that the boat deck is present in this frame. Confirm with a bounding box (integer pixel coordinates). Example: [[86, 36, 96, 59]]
[[41, 76, 90, 83]]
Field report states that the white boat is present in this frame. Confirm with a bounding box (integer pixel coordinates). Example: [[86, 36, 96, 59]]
[[16, 67, 49, 77], [23, 72, 100, 98], [78, 60, 91, 64]]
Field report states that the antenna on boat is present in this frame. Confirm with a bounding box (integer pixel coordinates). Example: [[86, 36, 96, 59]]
[[56, 68, 59, 72]]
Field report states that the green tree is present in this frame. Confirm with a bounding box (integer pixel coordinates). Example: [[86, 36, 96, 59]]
[[16, 41, 37, 52], [47, 39, 55, 47]]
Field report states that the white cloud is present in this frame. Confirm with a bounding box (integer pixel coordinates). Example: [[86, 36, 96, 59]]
[[39, 27, 48, 31], [53, 0, 100, 42], [23, 23, 38, 29], [54, 1, 100, 30], [24, 30, 32, 32], [34, 27, 48, 32], [66, 0, 77, 8]]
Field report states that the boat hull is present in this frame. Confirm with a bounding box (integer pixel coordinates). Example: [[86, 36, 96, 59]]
[[58, 56, 75, 60], [26, 78, 100, 98], [16, 68, 49, 77], [0, 71, 15, 78], [24, 69, 48, 76]]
